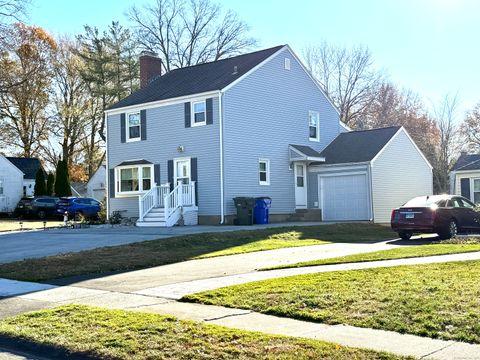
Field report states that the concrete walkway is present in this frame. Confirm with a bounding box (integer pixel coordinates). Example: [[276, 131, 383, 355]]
[[0, 222, 329, 263]]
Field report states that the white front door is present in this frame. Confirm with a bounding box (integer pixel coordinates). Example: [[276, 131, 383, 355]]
[[294, 163, 307, 209], [174, 158, 191, 185]]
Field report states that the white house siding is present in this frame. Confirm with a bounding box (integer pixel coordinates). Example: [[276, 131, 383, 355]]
[[452, 171, 480, 197], [0, 156, 23, 212], [371, 129, 433, 223], [107, 98, 221, 218], [222, 47, 341, 216], [87, 165, 106, 201]]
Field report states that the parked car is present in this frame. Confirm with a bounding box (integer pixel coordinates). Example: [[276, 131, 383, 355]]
[[56, 197, 101, 220], [14, 197, 59, 219], [391, 195, 480, 240]]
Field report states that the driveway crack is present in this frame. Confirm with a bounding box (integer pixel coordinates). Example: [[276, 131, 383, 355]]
[[419, 342, 455, 359], [203, 311, 253, 322]]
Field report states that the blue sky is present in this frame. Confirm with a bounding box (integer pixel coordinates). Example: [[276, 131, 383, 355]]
[[29, 0, 479, 120]]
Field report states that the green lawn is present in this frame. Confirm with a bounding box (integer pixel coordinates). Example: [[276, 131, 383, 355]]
[[183, 260, 480, 344], [0, 305, 407, 360], [0, 223, 395, 282], [263, 243, 480, 270]]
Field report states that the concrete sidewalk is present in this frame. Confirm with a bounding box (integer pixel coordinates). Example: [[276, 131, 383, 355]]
[[135, 250, 480, 299], [1, 280, 479, 359]]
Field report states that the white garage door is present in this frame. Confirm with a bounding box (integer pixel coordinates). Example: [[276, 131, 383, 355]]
[[320, 173, 370, 221]]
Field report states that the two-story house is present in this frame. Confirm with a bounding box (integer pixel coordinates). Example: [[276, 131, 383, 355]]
[[105, 45, 433, 226]]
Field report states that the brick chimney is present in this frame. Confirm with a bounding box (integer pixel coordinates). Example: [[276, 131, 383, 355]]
[[140, 51, 162, 88]]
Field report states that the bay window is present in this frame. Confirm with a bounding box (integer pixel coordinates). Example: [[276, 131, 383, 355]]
[[116, 164, 153, 195]]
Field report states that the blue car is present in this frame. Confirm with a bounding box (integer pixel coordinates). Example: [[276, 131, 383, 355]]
[[56, 197, 101, 219]]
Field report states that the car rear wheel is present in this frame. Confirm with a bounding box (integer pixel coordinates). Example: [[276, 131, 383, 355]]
[[439, 220, 457, 240], [37, 210, 46, 219], [398, 231, 412, 240]]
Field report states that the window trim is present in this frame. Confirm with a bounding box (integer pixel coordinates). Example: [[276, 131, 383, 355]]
[[173, 157, 191, 185], [308, 110, 320, 142], [115, 163, 154, 197], [259, 159, 270, 186], [191, 100, 207, 127], [473, 178, 480, 204], [284, 57, 291, 70], [126, 111, 141, 142]]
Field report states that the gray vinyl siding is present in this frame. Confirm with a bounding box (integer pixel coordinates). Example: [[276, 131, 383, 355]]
[[107, 98, 220, 218], [222, 47, 341, 215], [371, 129, 433, 223]]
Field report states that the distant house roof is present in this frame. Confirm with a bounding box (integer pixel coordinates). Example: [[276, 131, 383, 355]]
[[319, 126, 401, 165], [71, 182, 87, 197], [6, 157, 43, 179], [451, 154, 480, 171], [108, 45, 285, 110]]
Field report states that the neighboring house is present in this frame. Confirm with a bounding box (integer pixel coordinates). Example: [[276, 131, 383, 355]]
[[105, 45, 433, 226], [0, 155, 44, 213], [87, 165, 106, 201], [450, 153, 480, 204], [71, 182, 87, 198]]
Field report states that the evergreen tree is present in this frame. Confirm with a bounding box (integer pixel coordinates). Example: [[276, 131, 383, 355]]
[[54, 160, 72, 196], [46, 172, 54, 196], [34, 168, 46, 196]]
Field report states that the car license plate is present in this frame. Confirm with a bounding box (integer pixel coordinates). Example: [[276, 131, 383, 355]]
[[405, 214, 414, 219]]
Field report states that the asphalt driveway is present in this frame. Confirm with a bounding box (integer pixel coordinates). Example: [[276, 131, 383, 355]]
[[0, 222, 326, 264]]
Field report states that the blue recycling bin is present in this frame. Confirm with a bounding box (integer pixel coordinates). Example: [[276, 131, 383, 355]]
[[254, 197, 272, 224]]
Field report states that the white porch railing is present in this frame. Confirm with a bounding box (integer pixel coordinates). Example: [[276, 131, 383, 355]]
[[138, 183, 170, 221], [164, 181, 196, 226]]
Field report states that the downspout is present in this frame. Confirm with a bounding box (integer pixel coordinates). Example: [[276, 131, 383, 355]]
[[218, 91, 225, 224], [368, 162, 374, 222], [105, 111, 109, 221]]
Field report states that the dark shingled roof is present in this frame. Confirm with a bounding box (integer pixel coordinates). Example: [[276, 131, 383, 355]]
[[451, 154, 480, 171], [319, 126, 401, 165], [290, 144, 323, 158], [108, 45, 285, 110], [117, 159, 152, 167], [6, 157, 43, 179]]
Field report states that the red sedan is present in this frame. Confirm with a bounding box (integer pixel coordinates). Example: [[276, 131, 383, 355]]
[[391, 195, 480, 240]]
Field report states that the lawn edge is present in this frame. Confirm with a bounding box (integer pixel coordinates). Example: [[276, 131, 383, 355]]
[[261, 247, 480, 271]]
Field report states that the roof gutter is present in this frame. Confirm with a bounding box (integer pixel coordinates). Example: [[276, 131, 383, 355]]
[[218, 90, 225, 224]]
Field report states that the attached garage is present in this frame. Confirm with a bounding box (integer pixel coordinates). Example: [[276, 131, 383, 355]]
[[309, 126, 433, 223], [320, 173, 370, 221]]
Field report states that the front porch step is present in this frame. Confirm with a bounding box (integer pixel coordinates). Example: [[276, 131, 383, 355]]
[[136, 220, 166, 227], [149, 207, 165, 214], [287, 209, 321, 222]]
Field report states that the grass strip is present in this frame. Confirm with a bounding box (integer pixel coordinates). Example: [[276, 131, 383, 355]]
[[0, 305, 408, 359], [183, 260, 480, 344], [263, 243, 480, 270]]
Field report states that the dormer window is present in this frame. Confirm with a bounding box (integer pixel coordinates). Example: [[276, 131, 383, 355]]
[[309, 111, 320, 142], [127, 112, 141, 142], [192, 101, 206, 126], [284, 58, 291, 70]]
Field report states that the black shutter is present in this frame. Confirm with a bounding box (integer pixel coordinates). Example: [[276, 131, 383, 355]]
[[120, 113, 126, 143], [140, 109, 147, 140], [167, 160, 174, 191], [184, 102, 191, 128], [460, 178, 471, 200], [206, 98, 213, 125], [109, 169, 116, 198], [191, 157, 198, 206], [154, 164, 160, 186]]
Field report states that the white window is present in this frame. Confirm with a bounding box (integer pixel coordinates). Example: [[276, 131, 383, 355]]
[[309, 111, 320, 141], [474, 179, 480, 204], [174, 158, 191, 185], [192, 101, 206, 126], [284, 57, 291, 70], [116, 164, 153, 195], [127, 112, 141, 141], [259, 159, 270, 186]]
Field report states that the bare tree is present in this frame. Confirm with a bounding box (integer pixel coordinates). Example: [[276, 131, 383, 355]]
[[128, 0, 256, 72], [432, 93, 460, 193], [0, 0, 30, 34], [303, 41, 384, 128], [461, 102, 480, 152], [0, 23, 57, 157]]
